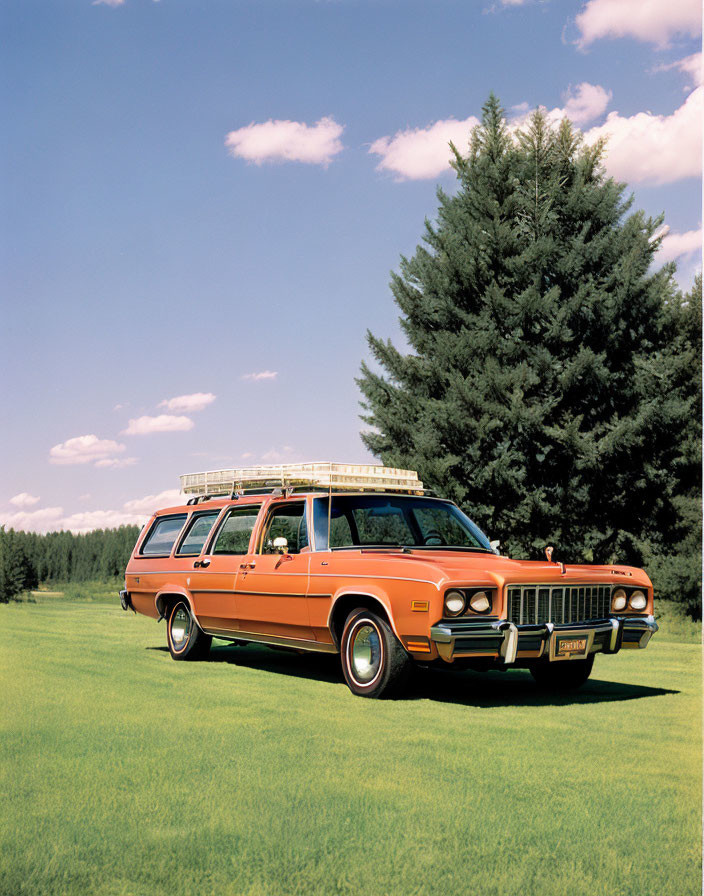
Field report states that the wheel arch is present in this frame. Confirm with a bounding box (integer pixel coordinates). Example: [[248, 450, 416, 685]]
[[328, 589, 399, 648], [155, 589, 205, 632]]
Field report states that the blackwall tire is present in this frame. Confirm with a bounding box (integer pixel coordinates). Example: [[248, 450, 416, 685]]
[[166, 600, 212, 661], [340, 609, 411, 698], [529, 655, 594, 690]]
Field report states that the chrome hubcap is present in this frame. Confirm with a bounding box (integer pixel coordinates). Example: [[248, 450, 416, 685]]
[[350, 623, 382, 683], [171, 606, 191, 649]]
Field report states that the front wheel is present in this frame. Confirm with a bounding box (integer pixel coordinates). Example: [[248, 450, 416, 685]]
[[166, 600, 211, 661], [340, 609, 411, 698], [529, 655, 594, 690]]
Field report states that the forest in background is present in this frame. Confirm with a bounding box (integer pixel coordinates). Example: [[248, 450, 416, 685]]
[[0, 526, 141, 601]]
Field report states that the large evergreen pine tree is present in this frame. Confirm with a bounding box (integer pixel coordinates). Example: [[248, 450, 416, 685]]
[[645, 275, 702, 616], [358, 95, 687, 571]]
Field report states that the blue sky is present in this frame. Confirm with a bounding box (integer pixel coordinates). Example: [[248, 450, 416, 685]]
[[1, 0, 701, 531]]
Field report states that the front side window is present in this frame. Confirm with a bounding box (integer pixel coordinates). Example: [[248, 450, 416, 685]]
[[312, 496, 492, 552], [211, 505, 261, 555], [176, 511, 220, 556], [259, 503, 308, 554], [140, 514, 188, 557]]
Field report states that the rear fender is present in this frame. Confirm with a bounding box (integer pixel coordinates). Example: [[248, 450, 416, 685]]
[[155, 588, 205, 632]]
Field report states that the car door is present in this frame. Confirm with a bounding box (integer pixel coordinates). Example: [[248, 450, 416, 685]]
[[188, 502, 263, 635], [234, 499, 313, 642]]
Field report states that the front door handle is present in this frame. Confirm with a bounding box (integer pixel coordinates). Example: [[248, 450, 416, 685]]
[[194, 558, 211, 569], [239, 562, 256, 570]]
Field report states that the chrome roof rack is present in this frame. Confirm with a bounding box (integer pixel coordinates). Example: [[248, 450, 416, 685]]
[[180, 462, 425, 497]]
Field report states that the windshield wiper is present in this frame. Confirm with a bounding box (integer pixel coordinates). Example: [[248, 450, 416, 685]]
[[330, 544, 412, 553], [409, 545, 494, 553], [329, 544, 492, 554]]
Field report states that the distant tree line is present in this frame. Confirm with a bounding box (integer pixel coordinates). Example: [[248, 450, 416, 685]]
[[0, 526, 140, 602]]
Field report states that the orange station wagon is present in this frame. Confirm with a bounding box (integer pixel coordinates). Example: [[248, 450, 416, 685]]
[[120, 463, 658, 698]]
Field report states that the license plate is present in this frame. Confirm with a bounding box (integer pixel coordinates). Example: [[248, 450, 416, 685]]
[[556, 637, 588, 658]]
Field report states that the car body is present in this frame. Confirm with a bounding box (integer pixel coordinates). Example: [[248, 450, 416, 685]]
[[120, 464, 657, 698]]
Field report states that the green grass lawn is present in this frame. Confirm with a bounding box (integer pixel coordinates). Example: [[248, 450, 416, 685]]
[[1, 588, 700, 896]]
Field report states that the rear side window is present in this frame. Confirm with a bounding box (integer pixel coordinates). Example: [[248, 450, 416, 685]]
[[176, 511, 220, 556], [211, 505, 261, 555], [139, 514, 187, 557]]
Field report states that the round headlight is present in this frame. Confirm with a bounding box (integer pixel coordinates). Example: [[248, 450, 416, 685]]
[[629, 590, 647, 611], [612, 588, 627, 612], [444, 590, 466, 616], [469, 591, 491, 613]]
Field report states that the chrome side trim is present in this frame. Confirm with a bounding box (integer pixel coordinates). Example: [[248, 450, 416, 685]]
[[128, 569, 235, 575], [130, 569, 438, 586], [236, 590, 307, 598], [203, 627, 338, 654], [189, 589, 332, 599], [311, 572, 440, 587], [190, 588, 236, 594]]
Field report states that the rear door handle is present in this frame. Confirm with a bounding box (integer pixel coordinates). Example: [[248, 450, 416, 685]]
[[239, 562, 256, 570]]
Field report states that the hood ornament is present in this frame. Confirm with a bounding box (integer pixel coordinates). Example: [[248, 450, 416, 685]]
[[545, 545, 554, 563]]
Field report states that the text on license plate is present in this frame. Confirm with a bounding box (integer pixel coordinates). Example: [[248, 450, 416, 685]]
[[557, 638, 587, 656]]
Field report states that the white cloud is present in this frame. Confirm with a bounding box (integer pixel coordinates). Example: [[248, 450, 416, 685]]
[[261, 446, 298, 463], [225, 117, 344, 166], [373, 84, 699, 187], [123, 489, 184, 516], [511, 83, 612, 128], [59, 510, 144, 533], [0, 488, 186, 534], [559, 82, 612, 125], [374, 84, 610, 182], [94, 457, 138, 469], [654, 52, 703, 89], [658, 227, 703, 263], [369, 115, 480, 181], [158, 392, 216, 413], [241, 370, 278, 381], [93, 0, 125, 6], [123, 414, 194, 435], [50, 435, 127, 466], [584, 87, 703, 185], [576, 0, 702, 48], [9, 493, 41, 508], [0, 507, 65, 532]]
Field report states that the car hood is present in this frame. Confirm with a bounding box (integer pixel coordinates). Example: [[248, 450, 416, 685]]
[[336, 550, 652, 590]]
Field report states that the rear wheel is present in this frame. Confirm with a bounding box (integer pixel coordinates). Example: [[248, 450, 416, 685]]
[[166, 600, 211, 661], [340, 609, 411, 698], [529, 655, 594, 690]]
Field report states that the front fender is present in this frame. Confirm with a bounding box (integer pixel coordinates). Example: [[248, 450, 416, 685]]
[[327, 583, 403, 642]]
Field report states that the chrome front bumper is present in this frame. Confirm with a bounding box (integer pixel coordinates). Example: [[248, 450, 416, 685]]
[[429, 615, 658, 663]]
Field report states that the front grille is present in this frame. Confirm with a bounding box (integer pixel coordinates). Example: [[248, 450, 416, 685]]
[[506, 584, 612, 626]]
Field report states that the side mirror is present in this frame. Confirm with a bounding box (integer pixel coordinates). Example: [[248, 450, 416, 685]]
[[490, 539, 500, 554], [273, 536, 289, 555]]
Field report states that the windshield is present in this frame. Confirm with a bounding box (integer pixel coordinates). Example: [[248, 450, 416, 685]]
[[312, 495, 492, 552]]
